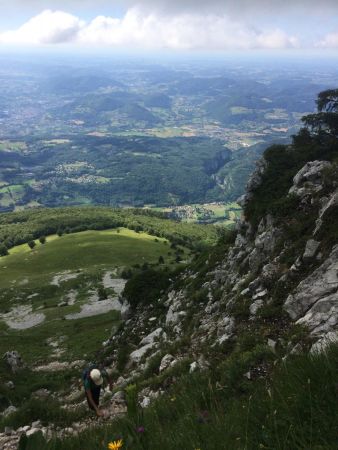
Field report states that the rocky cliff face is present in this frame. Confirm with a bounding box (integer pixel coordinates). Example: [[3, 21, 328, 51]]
[[105, 156, 338, 402]]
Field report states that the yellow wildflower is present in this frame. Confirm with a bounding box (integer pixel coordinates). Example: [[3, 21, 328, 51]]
[[108, 439, 123, 450]]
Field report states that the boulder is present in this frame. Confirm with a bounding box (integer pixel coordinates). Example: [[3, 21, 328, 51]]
[[159, 354, 176, 373], [289, 160, 331, 197], [26, 428, 40, 438], [303, 239, 320, 261], [129, 343, 154, 364], [140, 328, 165, 346]]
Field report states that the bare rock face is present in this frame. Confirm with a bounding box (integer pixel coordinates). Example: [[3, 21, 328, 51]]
[[284, 245, 338, 341], [314, 188, 338, 236], [165, 290, 186, 328], [238, 158, 267, 208], [289, 160, 331, 197]]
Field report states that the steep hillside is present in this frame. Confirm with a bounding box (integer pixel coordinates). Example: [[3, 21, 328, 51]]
[[1, 91, 338, 450]]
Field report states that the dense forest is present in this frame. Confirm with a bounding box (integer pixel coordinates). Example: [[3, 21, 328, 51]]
[[0, 206, 218, 255]]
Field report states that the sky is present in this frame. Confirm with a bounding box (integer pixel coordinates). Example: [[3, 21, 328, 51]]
[[0, 0, 338, 52]]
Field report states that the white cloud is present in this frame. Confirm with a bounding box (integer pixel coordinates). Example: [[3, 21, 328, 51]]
[[316, 32, 338, 48], [0, 8, 300, 50], [0, 10, 84, 45]]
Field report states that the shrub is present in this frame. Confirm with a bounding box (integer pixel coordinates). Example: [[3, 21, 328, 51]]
[[27, 240, 36, 249], [0, 244, 8, 256], [123, 269, 171, 309]]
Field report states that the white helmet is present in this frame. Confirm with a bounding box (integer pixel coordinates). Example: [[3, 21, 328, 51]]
[[90, 368, 103, 386]]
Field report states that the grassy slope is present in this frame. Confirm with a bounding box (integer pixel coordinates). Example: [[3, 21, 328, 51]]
[[0, 228, 186, 366], [0, 226, 192, 426], [0, 228, 171, 288], [19, 344, 338, 450]]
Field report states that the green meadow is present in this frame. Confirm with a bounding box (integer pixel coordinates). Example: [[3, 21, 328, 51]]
[[0, 228, 172, 288], [0, 228, 187, 367]]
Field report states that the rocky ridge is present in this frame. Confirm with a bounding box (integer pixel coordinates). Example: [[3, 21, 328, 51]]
[[105, 157, 338, 399]]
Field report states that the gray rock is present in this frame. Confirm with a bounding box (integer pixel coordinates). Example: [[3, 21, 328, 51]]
[[289, 160, 331, 197], [31, 420, 41, 429], [58, 301, 68, 307], [129, 343, 155, 364], [240, 288, 250, 297], [26, 428, 40, 437], [285, 245, 338, 337], [189, 361, 199, 373], [140, 328, 164, 346], [238, 160, 267, 209], [250, 299, 264, 316], [140, 396, 151, 408], [112, 391, 126, 404], [261, 262, 280, 282], [120, 301, 132, 320], [2, 406, 17, 417], [159, 354, 176, 373], [247, 159, 267, 192], [311, 331, 338, 353], [303, 239, 320, 261], [314, 189, 338, 236], [165, 290, 185, 326], [297, 293, 338, 335], [31, 388, 51, 400], [215, 316, 235, 345], [252, 289, 268, 300], [115, 376, 127, 388], [267, 338, 277, 353], [4, 381, 14, 390], [102, 390, 113, 404], [289, 343, 302, 355], [248, 248, 265, 273]]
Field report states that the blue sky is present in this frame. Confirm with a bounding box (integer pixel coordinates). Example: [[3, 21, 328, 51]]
[[1, 0, 338, 51]]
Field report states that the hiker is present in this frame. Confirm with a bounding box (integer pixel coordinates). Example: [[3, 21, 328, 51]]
[[82, 365, 113, 417]]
